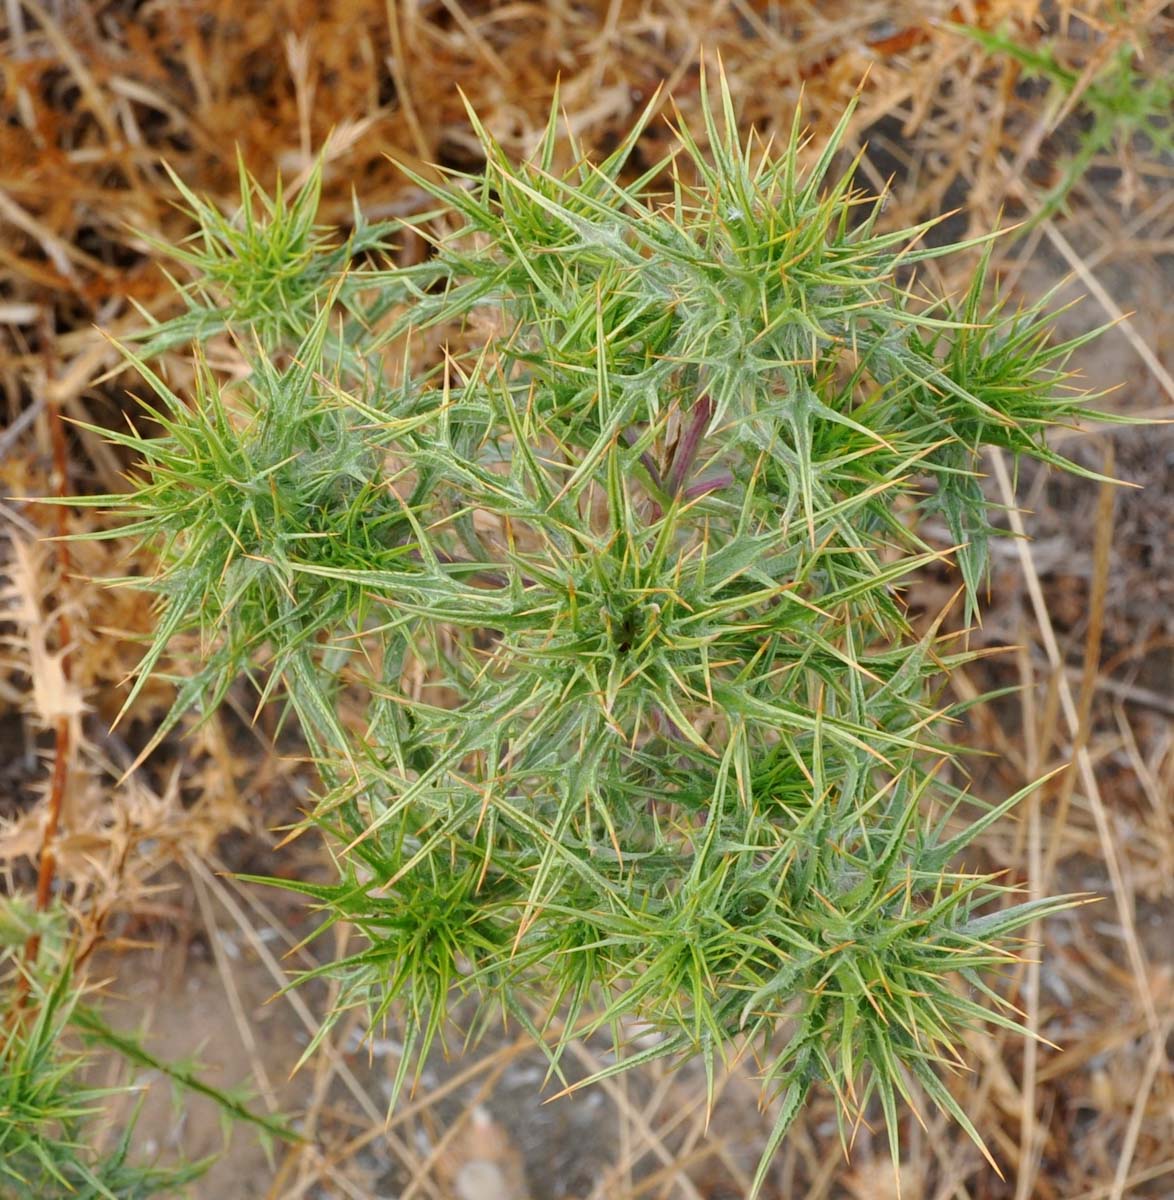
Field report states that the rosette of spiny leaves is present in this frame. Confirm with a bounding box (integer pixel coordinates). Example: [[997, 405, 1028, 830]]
[[130, 155, 395, 360], [98, 71, 1116, 1194], [71, 307, 430, 764]]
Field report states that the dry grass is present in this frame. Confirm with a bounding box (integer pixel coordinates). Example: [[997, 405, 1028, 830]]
[[1, 1, 1171, 1197]]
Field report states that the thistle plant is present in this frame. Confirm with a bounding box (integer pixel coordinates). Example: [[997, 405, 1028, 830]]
[[81, 76, 1115, 1192], [0, 960, 205, 1200], [0, 897, 291, 1198], [955, 20, 1173, 223]]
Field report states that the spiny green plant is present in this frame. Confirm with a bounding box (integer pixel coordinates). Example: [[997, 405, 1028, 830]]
[[132, 156, 394, 361], [0, 896, 294, 1198], [955, 18, 1172, 222], [81, 74, 1119, 1192]]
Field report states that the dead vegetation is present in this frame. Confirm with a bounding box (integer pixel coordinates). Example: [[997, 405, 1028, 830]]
[[1, 1, 1171, 1197]]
